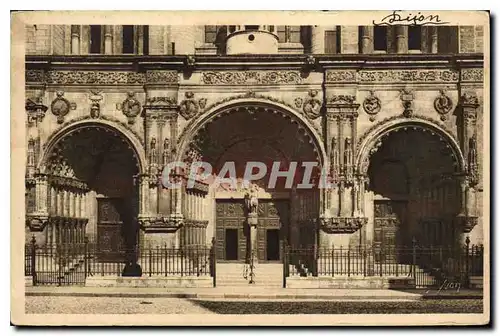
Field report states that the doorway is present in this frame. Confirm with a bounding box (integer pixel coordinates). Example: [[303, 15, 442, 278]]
[[224, 228, 239, 261], [266, 229, 280, 261]]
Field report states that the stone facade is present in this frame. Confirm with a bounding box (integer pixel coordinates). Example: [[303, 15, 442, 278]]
[[25, 24, 484, 263]]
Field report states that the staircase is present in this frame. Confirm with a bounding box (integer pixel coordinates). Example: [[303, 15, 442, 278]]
[[216, 263, 283, 288]]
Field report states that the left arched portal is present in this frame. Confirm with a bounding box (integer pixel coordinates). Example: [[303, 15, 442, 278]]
[[30, 122, 144, 267]]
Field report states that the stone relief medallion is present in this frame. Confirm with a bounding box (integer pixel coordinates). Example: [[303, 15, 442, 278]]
[[362, 90, 381, 122], [179, 92, 200, 120], [303, 89, 322, 119], [50, 91, 71, 124], [294, 97, 304, 109], [119, 92, 142, 124], [434, 89, 453, 121]]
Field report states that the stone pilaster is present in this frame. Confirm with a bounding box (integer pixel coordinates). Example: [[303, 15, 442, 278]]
[[360, 26, 374, 54], [311, 26, 325, 54], [70, 25, 80, 54], [395, 25, 408, 54]]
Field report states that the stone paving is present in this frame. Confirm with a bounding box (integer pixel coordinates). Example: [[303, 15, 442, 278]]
[[25, 296, 483, 315], [25, 296, 213, 314]]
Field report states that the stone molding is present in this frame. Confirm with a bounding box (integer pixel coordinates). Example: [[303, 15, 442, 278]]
[[139, 215, 183, 233], [455, 215, 479, 233], [183, 219, 209, 228], [319, 216, 368, 234]]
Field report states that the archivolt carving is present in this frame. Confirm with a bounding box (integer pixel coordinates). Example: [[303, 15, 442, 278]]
[[356, 115, 464, 175], [43, 114, 145, 152], [177, 92, 322, 147]]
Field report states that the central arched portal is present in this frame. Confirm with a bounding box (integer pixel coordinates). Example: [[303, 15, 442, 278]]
[[180, 102, 324, 264]]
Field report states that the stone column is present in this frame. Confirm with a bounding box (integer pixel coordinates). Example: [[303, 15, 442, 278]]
[[430, 26, 438, 53], [360, 26, 374, 54], [71, 25, 80, 54], [395, 25, 408, 53], [311, 25, 325, 54], [104, 25, 113, 54]]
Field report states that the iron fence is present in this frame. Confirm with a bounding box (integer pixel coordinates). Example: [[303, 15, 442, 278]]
[[284, 241, 484, 288], [25, 236, 215, 286]]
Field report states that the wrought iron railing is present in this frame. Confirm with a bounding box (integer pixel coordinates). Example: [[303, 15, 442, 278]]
[[25, 236, 215, 286], [283, 241, 484, 288]]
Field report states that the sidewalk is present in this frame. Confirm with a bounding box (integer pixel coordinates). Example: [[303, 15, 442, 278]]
[[25, 286, 483, 301]]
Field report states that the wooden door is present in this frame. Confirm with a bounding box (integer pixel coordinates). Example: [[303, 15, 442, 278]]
[[257, 200, 289, 262], [373, 200, 407, 261], [215, 200, 246, 262], [97, 198, 126, 262]]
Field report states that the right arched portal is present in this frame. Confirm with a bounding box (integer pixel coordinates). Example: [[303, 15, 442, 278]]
[[366, 126, 463, 250]]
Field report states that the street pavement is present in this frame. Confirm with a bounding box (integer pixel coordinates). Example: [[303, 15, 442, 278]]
[[25, 296, 483, 314]]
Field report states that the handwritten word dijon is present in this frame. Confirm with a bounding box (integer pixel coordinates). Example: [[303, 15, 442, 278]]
[[373, 11, 450, 26]]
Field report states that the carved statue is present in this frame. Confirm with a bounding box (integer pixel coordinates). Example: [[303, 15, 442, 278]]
[[163, 138, 170, 165], [468, 134, 478, 186], [244, 184, 259, 215], [149, 138, 157, 164]]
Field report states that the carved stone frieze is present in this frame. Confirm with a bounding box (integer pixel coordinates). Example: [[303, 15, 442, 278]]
[[144, 96, 178, 109], [117, 92, 142, 124], [26, 70, 45, 83], [362, 90, 381, 122], [319, 216, 367, 234], [434, 89, 453, 121], [461, 68, 484, 82], [325, 69, 459, 83], [325, 70, 357, 83], [45, 70, 146, 85], [202, 70, 303, 85], [145, 70, 178, 84], [327, 95, 357, 106]]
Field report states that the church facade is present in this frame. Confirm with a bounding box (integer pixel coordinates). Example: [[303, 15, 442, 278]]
[[24, 24, 484, 285]]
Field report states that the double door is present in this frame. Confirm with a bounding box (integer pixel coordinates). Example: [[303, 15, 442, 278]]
[[97, 197, 138, 262], [215, 199, 289, 263]]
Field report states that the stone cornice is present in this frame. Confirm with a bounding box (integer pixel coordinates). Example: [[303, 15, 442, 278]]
[[26, 53, 483, 72]]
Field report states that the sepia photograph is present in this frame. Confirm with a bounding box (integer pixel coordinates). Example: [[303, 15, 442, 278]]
[[10, 10, 490, 326]]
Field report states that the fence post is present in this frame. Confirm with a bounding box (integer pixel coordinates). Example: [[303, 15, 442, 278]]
[[412, 236, 417, 286], [465, 236, 470, 288], [30, 235, 36, 286], [210, 237, 216, 287], [363, 246, 366, 277], [347, 248, 351, 277], [84, 236, 89, 279]]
